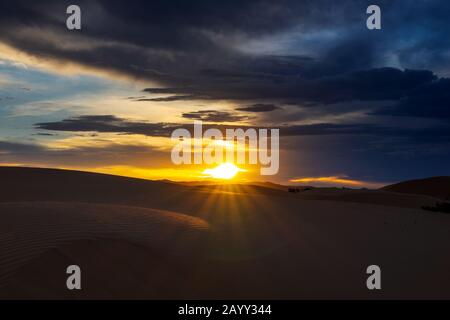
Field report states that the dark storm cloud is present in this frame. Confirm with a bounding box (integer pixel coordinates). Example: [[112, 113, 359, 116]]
[[138, 68, 437, 105], [0, 0, 445, 106], [285, 123, 450, 144], [32, 133, 57, 136], [236, 104, 280, 112], [0, 0, 331, 84], [371, 78, 450, 119], [135, 95, 198, 102], [1, 0, 449, 117], [142, 88, 185, 94], [35, 115, 450, 144], [181, 110, 248, 122], [36, 115, 255, 136], [35, 115, 184, 137]]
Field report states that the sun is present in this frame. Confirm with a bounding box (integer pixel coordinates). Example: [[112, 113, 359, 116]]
[[202, 163, 245, 180]]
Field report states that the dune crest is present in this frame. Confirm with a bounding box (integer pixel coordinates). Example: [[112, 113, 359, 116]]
[[0, 202, 209, 290]]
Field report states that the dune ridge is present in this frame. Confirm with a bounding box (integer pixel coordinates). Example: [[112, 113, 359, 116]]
[[382, 176, 450, 200], [0, 202, 209, 288]]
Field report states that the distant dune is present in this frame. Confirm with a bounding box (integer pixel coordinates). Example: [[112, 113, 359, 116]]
[[382, 176, 450, 200], [0, 167, 450, 299]]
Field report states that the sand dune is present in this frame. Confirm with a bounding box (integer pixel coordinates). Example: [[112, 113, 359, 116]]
[[0, 167, 450, 299], [0, 167, 440, 210], [382, 176, 450, 200], [0, 202, 208, 298]]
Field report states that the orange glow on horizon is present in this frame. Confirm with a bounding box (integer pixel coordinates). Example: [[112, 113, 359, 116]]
[[289, 176, 364, 186]]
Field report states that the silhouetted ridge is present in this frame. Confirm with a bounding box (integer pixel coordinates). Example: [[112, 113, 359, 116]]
[[381, 176, 450, 200]]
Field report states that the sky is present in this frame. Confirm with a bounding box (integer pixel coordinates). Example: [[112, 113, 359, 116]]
[[0, 0, 450, 187]]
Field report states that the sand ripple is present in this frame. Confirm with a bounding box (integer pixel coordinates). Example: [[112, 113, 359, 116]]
[[0, 202, 209, 286]]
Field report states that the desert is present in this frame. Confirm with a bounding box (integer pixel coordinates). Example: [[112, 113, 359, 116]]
[[0, 167, 449, 299]]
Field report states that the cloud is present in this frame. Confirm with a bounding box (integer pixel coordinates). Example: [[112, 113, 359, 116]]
[[34, 115, 450, 147], [181, 110, 248, 122], [0, 0, 448, 131], [235, 104, 280, 112], [36, 115, 260, 136], [137, 68, 436, 107], [35, 115, 183, 137], [36, 115, 386, 137], [289, 176, 364, 186], [32, 133, 57, 136], [0, 1, 447, 108], [288, 176, 385, 188], [371, 78, 450, 119], [0, 141, 44, 153], [135, 95, 198, 102]]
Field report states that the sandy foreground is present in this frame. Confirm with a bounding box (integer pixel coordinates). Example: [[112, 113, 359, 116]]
[[0, 167, 449, 299]]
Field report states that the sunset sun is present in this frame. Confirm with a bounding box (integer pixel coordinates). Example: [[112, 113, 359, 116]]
[[202, 163, 245, 180]]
